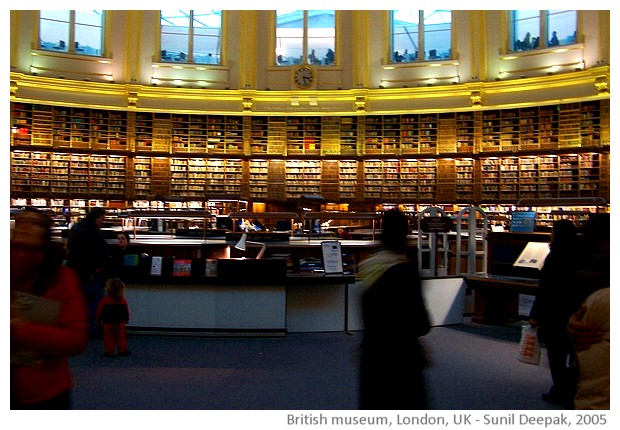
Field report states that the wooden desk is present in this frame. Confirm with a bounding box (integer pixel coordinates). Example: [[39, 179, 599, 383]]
[[463, 275, 538, 325]]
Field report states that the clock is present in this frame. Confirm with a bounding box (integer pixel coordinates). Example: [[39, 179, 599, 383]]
[[292, 65, 315, 89]]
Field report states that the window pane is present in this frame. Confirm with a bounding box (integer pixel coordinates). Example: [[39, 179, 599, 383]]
[[307, 10, 335, 66], [276, 10, 303, 65], [423, 10, 451, 60], [74, 10, 103, 55], [193, 10, 222, 64], [512, 10, 540, 51], [161, 10, 190, 62], [39, 10, 70, 51], [547, 10, 577, 46], [393, 10, 419, 63]]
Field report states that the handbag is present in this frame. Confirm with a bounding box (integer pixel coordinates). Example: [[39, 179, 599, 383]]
[[517, 324, 541, 365]]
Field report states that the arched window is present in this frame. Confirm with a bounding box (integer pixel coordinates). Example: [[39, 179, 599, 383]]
[[39, 10, 103, 56], [510, 10, 577, 52], [275, 10, 335, 66], [160, 10, 222, 64], [392, 10, 452, 63]]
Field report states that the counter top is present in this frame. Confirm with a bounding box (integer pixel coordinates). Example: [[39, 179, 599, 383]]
[[122, 272, 355, 286]]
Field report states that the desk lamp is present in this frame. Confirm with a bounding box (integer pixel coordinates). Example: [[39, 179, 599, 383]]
[[234, 233, 267, 259]]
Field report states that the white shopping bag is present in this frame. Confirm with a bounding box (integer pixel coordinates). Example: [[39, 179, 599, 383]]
[[517, 324, 541, 365]]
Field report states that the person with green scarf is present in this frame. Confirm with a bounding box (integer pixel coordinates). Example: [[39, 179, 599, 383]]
[[358, 209, 431, 409]]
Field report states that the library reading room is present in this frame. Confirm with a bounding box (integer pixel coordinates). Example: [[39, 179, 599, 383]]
[[9, 11, 612, 412]]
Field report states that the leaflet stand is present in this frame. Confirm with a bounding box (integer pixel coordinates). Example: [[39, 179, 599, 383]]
[[321, 240, 354, 334], [321, 240, 344, 275]]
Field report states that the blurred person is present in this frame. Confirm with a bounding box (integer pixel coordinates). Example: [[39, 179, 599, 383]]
[[529, 219, 585, 407], [65, 207, 110, 337], [568, 288, 609, 409], [10, 207, 88, 409], [96, 278, 131, 357], [358, 210, 431, 409]]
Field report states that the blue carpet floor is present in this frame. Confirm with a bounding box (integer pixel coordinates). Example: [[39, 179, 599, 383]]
[[68, 318, 568, 411]]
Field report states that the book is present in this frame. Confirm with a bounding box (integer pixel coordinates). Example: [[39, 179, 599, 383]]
[[172, 259, 192, 276], [513, 241, 550, 270], [124, 254, 140, 267]]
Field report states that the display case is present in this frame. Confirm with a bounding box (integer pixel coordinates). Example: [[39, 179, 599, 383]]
[[302, 211, 380, 240], [227, 211, 300, 236]]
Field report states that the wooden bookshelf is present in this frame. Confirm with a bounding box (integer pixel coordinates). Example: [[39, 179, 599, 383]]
[[133, 156, 153, 198], [400, 159, 419, 200], [339, 116, 359, 155], [9, 101, 610, 205], [284, 160, 322, 198], [248, 159, 268, 199], [455, 158, 475, 201], [338, 160, 358, 200], [320, 159, 339, 200], [249, 117, 269, 154], [286, 117, 321, 156]]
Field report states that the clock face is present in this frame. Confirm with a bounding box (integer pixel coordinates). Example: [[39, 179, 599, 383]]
[[293, 66, 314, 88]]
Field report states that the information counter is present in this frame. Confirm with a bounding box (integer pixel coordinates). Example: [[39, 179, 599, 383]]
[[123, 262, 356, 335], [54, 235, 468, 334]]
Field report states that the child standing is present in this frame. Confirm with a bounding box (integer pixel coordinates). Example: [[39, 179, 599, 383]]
[[96, 278, 130, 357]]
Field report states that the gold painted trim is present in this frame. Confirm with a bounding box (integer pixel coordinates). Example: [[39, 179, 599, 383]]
[[11, 66, 609, 115]]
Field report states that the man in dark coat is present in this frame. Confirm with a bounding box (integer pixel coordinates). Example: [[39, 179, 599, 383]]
[[529, 219, 585, 407], [359, 210, 431, 409], [65, 207, 110, 336]]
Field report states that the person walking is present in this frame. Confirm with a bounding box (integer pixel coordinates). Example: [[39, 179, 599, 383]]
[[65, 207, 110, 337], [358, 209, 431, 409]]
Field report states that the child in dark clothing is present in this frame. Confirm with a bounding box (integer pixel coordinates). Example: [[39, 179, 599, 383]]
[[96, 278, 130, 357]]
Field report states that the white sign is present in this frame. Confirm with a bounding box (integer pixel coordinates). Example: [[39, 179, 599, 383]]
[[513, 242, 550, 270], [321, 240, 344, 275], [150, 256, 163, 276]]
